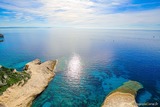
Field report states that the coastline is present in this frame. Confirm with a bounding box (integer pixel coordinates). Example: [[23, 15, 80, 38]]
[[101, 81, 143, 107], [0, 59, 57, 107]]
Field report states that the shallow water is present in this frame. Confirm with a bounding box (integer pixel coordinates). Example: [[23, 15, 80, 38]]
[[0, 28, 160, 107]]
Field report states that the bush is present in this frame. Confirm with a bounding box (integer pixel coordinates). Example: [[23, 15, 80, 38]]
[[0, 66, 30, 95]]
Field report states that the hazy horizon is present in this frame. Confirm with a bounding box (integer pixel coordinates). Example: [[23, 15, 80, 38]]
[[0, 27, 160, 31]]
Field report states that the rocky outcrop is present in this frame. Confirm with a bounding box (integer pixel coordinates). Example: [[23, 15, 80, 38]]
[[0, 34, 3, 38], [101, 81, 143, 107], [0, 59, 57, 107], [0, 34, 4, 42]]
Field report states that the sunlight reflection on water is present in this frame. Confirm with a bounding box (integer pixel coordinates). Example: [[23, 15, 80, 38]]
[[67, 53, 82, 82]]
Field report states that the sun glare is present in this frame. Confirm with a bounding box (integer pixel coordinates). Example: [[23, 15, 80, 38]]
[[67, 53, 82, 80]]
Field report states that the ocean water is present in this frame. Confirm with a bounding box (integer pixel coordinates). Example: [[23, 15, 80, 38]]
[[0, 28, 160, 107]]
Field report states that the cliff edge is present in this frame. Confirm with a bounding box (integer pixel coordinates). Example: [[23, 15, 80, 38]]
[[0, 59, 57, 107]]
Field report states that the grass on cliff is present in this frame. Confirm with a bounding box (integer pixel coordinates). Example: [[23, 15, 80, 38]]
[[0, 66, 30, 95], [107, 80, 143, 96]]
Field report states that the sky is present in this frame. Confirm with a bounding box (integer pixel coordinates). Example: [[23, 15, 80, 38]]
[[0, 0, 160, 29]]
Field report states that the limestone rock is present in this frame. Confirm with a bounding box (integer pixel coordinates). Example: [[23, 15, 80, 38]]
[[101, 81, 143, 107], [0, 59, 57, 107]]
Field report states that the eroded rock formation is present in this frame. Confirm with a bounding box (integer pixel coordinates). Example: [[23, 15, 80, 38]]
[[0, 59, 57, 107], [101, 81, 143, 107]]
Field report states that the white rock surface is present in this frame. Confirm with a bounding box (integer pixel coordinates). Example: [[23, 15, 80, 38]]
[[0, 59, 57, 107]]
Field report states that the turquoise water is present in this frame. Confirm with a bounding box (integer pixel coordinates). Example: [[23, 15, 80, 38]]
[[0, 28, 160, 107]]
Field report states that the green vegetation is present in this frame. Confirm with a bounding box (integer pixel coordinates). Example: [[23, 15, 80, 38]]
[[108, 80, 143, 96], [115, 81, 143, 95], [0, 66, 30, 95]]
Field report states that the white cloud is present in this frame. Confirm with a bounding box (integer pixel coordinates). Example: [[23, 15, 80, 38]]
[[0, 0, 160, 29], [15, 13, 34, 22]]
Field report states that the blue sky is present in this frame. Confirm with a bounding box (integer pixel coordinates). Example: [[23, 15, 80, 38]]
[[0, 0, 160, 29]]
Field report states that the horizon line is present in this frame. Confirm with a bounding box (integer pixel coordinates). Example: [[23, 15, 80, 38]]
[[0, 27, 159, 31]]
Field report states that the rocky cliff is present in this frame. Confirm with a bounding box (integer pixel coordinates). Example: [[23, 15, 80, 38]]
[[0, 59, 57, 107]]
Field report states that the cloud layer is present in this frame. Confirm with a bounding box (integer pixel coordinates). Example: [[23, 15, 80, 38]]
[[0, 0, 160, 29]]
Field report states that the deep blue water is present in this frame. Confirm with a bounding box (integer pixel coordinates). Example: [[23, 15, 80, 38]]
[[0, 28, 160, 107]]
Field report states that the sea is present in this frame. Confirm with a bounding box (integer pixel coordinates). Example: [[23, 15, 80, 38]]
[[0, 28, 160, 107]]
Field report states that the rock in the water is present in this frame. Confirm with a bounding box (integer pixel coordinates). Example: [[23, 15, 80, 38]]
[[0, 34, 3, 38], [101, 80, 143, 107], [0, 59, 57, 107], [0, 34, 4, 42]]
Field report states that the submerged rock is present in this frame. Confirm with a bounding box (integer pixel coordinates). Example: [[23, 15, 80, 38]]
[[0, 59, 57, 107], [0, 40, 4, 43], [0, 39, 4, 42], [101, 80, 143, 107]]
